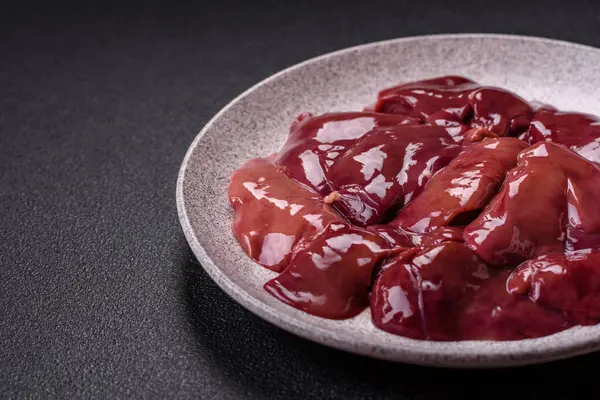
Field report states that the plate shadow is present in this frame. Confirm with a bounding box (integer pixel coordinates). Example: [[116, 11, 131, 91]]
[[182, 249, 597, 399]]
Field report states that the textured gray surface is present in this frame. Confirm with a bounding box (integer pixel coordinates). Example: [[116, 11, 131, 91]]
[[178, 34, 600, 367], [3, 1, 600, 397]]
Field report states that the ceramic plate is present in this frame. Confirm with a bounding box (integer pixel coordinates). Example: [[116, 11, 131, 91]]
[[176, 34, 600, 367]]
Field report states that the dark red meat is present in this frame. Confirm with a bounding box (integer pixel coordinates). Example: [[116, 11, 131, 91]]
[[264, 222, 402, 319], [228, 75, 600, 342]]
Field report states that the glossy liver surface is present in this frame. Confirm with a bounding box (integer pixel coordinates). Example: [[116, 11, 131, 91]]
[[228, 75, 600, 341]]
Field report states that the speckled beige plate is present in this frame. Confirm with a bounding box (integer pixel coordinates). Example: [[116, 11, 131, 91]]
[[176, 34, 600, 367]]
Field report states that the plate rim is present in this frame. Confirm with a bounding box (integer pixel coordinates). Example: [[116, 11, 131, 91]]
[[176, 33, 600, 367]]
